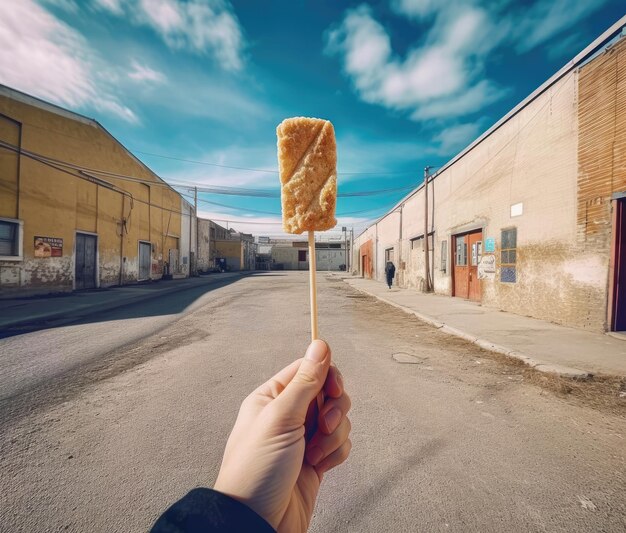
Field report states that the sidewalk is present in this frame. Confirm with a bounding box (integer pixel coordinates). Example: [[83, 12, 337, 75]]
[[343, 277, 626, 378], [0, 273, 245, 332]]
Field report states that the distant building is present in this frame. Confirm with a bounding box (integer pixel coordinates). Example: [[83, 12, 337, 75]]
[[353, 19, 626, 333], [0, 85, 195, 297], [267, 239, 346, 271], [197, 218, 255, 272]]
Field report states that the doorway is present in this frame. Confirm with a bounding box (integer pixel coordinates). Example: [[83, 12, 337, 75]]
[[138, 241, 151, 281], [75, 232, 97, 290], [453, 229, 482, 301], [610, 198, 626, 331]]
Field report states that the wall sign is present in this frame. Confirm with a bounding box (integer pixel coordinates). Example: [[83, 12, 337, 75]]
[[484, 237, 496, 252], [478, 254, 496, 280], [34, 236, 63, 257]]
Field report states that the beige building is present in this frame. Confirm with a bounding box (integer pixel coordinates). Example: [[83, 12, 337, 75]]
[[354, 20, 626, 333], [197, 218, 255, 272], [0, 85, 195, 297]]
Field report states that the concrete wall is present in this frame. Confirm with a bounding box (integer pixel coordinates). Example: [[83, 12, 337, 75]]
[[214, 239, 243, 271], [355, 67, 613, 331], [0, 86, 188, 296], [197, 218, 211, 272]]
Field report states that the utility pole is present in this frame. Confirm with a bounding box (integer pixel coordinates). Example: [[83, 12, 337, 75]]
[[194, 186, 198, 276], [343, 226, 347, 272], [351, 227, 354, 274], [424, 166, 431, 292]]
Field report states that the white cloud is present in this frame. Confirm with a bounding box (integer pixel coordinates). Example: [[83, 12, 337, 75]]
[[513, 0, 610, 52], [128, 60, 166, 83], [391, 0, 439, 19], [434, 122, 482, 155], [0, 0, 137, 122], [94, 0, 245, 71], [325, 4, 506, 121], [93, 0, 123, 15], [327, 1, 605, 123]]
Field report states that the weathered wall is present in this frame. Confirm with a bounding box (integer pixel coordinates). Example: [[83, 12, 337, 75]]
[[354, 65, 615, 331], [197, 218, 211, 272], [316, 249, 346, 271], [214, 239, 243, 271], [0, 88, 187, 296], [577, 38, 626, 329]]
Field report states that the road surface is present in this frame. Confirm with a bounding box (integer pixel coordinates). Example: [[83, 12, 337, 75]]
[[1, 272, 624, 532]]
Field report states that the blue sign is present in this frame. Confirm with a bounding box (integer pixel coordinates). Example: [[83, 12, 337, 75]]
[[485, 237, 496, 252]]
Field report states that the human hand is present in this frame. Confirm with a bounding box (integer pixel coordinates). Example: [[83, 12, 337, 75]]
[[213, 340, 352, 532]]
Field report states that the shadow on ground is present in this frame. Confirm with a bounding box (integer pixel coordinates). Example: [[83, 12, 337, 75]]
[[0, 272, 282, 339]]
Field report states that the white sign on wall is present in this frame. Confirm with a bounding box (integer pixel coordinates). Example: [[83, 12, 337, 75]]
[[478, 254, 496, 280], [510, 202, 523, 217]]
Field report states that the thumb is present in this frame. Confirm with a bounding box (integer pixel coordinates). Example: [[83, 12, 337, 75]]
[[274, 340, 330, 422]]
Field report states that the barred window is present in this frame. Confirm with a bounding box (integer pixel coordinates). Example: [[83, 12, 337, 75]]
[[500, 228, 517, 283], [455, 235, 467, 266]]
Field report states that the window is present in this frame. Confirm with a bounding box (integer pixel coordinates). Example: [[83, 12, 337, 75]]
[[410, 236, 423, 250], [455, 236, 467, 266], [500, 228, 517, 283], [471, 241, 482, 266], [0, 219, 21, 258], [385, 248, 394, 262], [441, 240, 447, 272], [298, 250, 307, 261]]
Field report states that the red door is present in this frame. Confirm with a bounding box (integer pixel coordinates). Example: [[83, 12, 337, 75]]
[[453, 230, 482, 301], [453, 234, 469, 298], [468, 232, 483, 302]]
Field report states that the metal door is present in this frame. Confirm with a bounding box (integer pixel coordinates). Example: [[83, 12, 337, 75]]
[[75, 233, 97, 289], [139, 241, 151, 281]]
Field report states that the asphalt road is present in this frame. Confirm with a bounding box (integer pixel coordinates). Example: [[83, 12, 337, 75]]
[[0, 272, 624, 532]]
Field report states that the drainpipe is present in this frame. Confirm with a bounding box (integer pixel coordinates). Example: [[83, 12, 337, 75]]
[[119, 195, 124, 286], [375, 222, 378, 281], [424, 166, 431, 292], [398, 205, 403, 284]]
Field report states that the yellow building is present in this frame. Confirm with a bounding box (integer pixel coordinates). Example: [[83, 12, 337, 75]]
[[0, 85, 195, 297]]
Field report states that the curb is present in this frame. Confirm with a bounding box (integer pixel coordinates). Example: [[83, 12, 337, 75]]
[[345, 281, 592, 380], [0, 273, 245, 332]]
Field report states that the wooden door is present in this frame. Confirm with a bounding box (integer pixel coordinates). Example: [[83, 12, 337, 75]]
[[75, 233, 96, 290], [453, 230, 482, 301], [468, 231, 483, 302], [453, 234, 469, 298]]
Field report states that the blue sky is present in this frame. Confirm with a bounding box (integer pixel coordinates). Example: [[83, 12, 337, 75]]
[[1, 0, 624, 237]]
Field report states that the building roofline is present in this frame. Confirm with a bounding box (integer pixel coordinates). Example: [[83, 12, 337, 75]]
[[356, 15, 626, 241], [0, 84, 183, 200]]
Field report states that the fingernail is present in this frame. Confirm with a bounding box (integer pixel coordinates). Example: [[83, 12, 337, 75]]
[[306, 446, 324, 466], [305, 340, 328, 363], [324, 408, 342, 433], [336, 371, 343, 392]]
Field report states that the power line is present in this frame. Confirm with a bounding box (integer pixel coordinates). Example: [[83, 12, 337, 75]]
[[170, 181, 415, 198], [0, 140, 416, 198], [133, 149, 417, 176]]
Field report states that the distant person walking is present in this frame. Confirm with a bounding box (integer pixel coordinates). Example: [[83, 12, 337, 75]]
[[385, 261, 396, 289]]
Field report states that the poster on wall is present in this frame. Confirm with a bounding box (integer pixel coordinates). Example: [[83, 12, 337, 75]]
[[478, 254, 496, 280], [484, 237, 496, 252], [34, 236, 63, 257]]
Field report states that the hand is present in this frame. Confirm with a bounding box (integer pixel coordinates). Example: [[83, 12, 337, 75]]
[[214, 340, 352, 532]]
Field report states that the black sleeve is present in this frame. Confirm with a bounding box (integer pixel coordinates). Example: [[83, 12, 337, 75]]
[[151, 488, 276, 533]]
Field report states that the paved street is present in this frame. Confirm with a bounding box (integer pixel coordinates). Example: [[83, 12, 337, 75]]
[[1, 272, 624, 532]]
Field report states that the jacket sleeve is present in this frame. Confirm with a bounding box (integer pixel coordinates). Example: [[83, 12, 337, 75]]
[[150, 488, 276, 533]]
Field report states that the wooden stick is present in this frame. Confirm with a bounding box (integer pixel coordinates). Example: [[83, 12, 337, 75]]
[[308, 230, 324, 412], [308, 230, 318, 341]]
